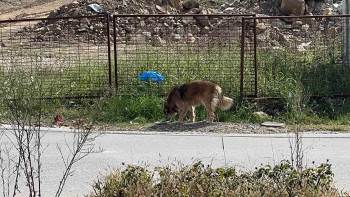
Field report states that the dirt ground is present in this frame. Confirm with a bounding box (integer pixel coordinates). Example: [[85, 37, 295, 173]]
[[0, 0, 74, 20], [80, 121, 350, 134]]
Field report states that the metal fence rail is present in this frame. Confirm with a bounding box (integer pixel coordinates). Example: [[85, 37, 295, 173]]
[[113, 14, 253, 97], [0, 15, 111, 99]]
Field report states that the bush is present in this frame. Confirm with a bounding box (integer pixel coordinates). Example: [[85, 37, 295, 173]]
[[90, 161, 343, 197]]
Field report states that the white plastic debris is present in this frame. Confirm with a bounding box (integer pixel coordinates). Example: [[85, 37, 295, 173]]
[[87, 3, 104, 13]]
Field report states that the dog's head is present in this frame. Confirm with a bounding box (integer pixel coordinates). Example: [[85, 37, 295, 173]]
[[164, 87, 179, 120]]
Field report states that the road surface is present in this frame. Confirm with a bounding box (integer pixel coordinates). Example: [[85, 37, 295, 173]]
[[1, 128, 350, 196]]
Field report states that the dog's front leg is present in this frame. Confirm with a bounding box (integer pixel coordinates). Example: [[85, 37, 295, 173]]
[[189, 106, 196, 123]]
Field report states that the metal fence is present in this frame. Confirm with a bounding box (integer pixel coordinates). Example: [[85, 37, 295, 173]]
[[0, 15, 111, 99], [242, 15, 350, 98], [113, 14, 252, 97], [1, 14, 350, 99]]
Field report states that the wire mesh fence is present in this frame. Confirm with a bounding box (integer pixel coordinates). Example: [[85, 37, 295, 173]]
[[113, 14, 253, 97], [0, 15, 111, 99], [1, 14, 350, 99], [243, 15, 350, 98]]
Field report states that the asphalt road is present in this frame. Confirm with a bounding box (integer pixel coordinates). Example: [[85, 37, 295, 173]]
[[2, 129, 350, 196]]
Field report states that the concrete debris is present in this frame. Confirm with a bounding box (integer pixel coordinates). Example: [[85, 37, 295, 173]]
[[14, 0, 344, 47]]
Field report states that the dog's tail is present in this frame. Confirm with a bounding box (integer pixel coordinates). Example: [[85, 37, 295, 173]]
[[215, 85, 234, 111]]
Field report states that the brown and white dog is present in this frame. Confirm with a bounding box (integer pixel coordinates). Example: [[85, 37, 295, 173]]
[[164, 80, 234, 123]]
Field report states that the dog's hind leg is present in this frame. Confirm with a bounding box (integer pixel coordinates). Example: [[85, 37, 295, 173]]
[[189, 106, 196, 123]]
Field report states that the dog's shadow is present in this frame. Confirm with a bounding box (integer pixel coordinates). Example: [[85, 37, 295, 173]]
[[147, 121, 214, 132]]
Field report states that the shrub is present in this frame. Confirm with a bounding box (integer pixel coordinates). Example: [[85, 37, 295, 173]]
[[90, 161, 343, 197]]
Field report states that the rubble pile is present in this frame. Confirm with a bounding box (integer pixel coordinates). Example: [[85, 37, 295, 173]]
[[17, 0, 346, 47]]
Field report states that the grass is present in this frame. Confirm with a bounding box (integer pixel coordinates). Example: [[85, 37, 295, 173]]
[[1, 40, 350, 129], [27, 95, 350, 132], [89, 160, 346, 197]]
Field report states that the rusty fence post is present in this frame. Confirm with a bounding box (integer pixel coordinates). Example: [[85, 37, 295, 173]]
[[253, 16, 258, 97], [240, 17, 246, 99], [106, 14, 112, 93], [113, 15, 118, 94]]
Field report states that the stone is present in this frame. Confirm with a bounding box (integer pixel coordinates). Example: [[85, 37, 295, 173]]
[[297, 42, 312, 52], [292, 20, 303, 29], [253, 111, 269, 119], [223, 7, 235, 13], [186, 33, 196, 43], [261, 121, 286, 128], [256, 22, 267, 33], [152, 35, 166, 46], [155, 5, 167, 13], [172, 33, 181, 41], [162, 0, 181, 9], [182, 0, 199, 10], [323, 7, 333, 15], [280, 0, 306, 16], [182, 16, 195, 25], [195, 9, 210, 27], [142, 31, 152, 39], [301, 24, 310, 31]]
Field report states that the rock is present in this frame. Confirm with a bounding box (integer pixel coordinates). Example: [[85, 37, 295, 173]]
[[172, 33, 181, 41], [302, 13, 316, 25], [77, 27, 88, 32], [155, 5, 167, 13], [87, 3, 104, 13], [261, 121, 285, 128], [292, 20, 303, 29], [186, 33, 196, 43], [301, 24, 310, 31], [71, 1, 79, 5], [187, 7, 201, 14], [280, 0, 306, 16], [182, 0, 199, 10], [152, 35, 166, 46], [161, 0, 181, 9], [223, 7, 235, 13], [322, 7, 333, 15], [142, 31, 152, 39], [256, 22, 267, 33], [297, 41, 312, 52], [195, 9, 210, 27], [182, 16, 195, 25], [253, 111, 269, 119]]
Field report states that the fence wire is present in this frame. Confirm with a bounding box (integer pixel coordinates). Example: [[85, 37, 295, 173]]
[[113, 14, 252, 97], [0, 15, 111, 99], [243, 15, 350, 98]]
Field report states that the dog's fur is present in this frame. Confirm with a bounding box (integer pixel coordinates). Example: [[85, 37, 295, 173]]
[[164, 80, 234, 123]]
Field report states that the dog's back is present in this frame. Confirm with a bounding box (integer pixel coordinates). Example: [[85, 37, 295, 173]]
[[178, 80, 219, 106]]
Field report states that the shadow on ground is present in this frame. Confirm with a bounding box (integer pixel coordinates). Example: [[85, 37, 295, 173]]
[[147, 121, 213, 132], [145, 121, 288, 133]]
